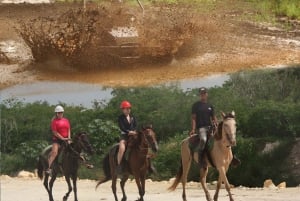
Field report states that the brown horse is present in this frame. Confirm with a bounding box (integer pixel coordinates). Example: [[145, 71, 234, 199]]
[[37, 132, 94, 201], [169, 111, 237, 201], [96, 126, 158, 201]]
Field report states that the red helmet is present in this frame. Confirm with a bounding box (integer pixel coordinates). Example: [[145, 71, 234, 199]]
[[120, 100, 132, 109]]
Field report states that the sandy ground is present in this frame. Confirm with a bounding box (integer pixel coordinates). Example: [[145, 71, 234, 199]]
[[1, 176, 300, 201]]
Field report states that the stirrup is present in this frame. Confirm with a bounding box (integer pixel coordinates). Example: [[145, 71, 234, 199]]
[[85, 164, 94, 169]]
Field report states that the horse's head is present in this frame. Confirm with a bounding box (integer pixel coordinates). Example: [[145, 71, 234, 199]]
[[221, 111, 237, 147], [73, 131, 94, 154], [142, 125, 159, 153]]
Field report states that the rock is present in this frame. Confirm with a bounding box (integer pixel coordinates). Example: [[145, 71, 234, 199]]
[[168, 177, 175, 183], [262, 141, 280, 154], [277, 182, 286, 189], [0, 175, 12, 180], [146, 179, 153, 183], [263, 179, 277, 189], [17, 170, 35, 178]]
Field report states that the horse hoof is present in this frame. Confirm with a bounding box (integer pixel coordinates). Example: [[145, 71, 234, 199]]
[[63, 196, 68, 201], [121, 197, 127, 201]]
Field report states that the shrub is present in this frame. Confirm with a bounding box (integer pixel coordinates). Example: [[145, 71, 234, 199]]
[[1, 154, 26, 175], [15, 140, 49, 169]]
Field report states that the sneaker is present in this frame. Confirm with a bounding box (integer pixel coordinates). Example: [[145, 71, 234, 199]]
[[86, 164, 94, 169]]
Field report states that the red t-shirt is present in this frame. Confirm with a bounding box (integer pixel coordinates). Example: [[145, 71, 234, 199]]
[[51, 117, 70, 140]]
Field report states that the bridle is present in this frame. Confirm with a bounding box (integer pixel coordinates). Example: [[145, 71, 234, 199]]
[[138, 128, 157, 157], [67, 133, 93, 167], [222, 118, 236, 148]]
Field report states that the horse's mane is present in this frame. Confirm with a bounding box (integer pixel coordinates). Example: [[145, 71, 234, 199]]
[[214, 122, 223, 141], [214, 113, 235, 141], [224, 113, 235, 119]]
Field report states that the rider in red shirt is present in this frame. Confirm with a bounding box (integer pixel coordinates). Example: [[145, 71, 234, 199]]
[[46, 105, 71, 174]]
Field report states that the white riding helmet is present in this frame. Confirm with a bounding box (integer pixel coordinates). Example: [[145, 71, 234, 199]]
[[54, 105, 64, 113]]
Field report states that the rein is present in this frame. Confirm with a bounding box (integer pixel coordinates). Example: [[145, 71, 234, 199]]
[[66, 134, 93, 167]]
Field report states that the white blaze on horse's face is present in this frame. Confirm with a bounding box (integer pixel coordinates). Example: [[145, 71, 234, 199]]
[[222, 118, 237, 146]]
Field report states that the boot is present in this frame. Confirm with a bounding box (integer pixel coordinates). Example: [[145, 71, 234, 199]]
[[230, 155, 241, 168], [198, 149, 207, 169]]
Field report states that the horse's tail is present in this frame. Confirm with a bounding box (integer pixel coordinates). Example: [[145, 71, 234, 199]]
[[37, 155, 44, 180], [168, 158, 183, 191], [96, 153, 111, 189]]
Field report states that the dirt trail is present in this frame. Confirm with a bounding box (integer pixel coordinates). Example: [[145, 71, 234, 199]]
[[2, 176, 300, 201], [0, 2, 300, 88]]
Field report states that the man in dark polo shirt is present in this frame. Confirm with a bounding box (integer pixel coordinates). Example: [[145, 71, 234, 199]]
[[190, 87, 241, 169], [190, 87, 217, 168]]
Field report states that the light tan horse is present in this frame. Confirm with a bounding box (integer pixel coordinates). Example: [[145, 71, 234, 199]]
[[169, 111, 237, 201]]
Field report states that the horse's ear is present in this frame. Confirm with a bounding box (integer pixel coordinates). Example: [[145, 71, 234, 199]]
[[149, 124, 153, 129], [231, 111, 235, 117], [221, 111, 226, 119]]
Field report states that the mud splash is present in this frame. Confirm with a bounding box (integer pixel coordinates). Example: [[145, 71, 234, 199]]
[[18, 3, 201, 69]]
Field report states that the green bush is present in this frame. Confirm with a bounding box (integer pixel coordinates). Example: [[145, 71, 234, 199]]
[[15, 140, 49, 168], [87, 119, 120, 153], [153, 133, 185, 179], [227, 137, 294, 187], [243, 101, 300, 137], [1, 154, 26, 175]]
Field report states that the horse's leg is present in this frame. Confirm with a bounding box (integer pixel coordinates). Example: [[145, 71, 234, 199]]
[[181, 146, 192, 201], [48, 173, 57, 201], [112, 174, 118, 201], [218, 167, 234, 201], [72, 174, 78, 201], [43, 174, 53, 201], [213, 176, 222, 201], [200, 167, 212, 201], [120, 174, 129, 201], [134, 176, 143, 201], [63, 175, 73, 201], [140, 174, 146, 201]]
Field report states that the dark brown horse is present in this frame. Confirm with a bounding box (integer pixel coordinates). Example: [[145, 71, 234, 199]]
[[37, 132, 94, 201], [96, 126, 158, 201]]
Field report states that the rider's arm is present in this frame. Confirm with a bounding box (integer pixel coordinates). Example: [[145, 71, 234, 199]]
[[191, 114, 196, 135], [210, 105, 218, 126], [118, 116, 129, 135], [128, 116, 137, 136], [132, 116, 137, 131], [212, 115, 218, 125], [190, 103, 197, 135], [67, 119, 71, 140], [52, 131, 65, 140], [68, 129, 71, 140]]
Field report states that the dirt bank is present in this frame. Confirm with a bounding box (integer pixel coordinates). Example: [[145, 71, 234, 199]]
[[1, 176, 300, 201], [0, 1, 300, 88]]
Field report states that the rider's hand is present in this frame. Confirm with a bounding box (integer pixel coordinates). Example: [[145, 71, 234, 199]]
[[128, 131, 137, 136], [65, 138, 72, 144], [189, 129, 195, 136]]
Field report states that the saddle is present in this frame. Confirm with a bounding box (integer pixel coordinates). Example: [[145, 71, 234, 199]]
[[188, 134, 214, 153], [188, 132, 216, 168], [42, 144, 66, 165]]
